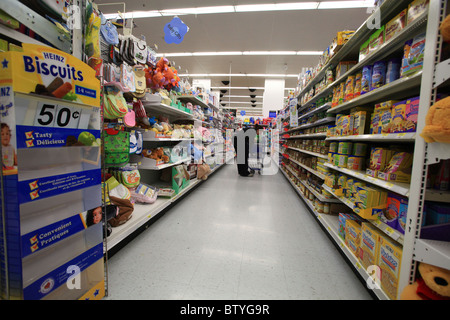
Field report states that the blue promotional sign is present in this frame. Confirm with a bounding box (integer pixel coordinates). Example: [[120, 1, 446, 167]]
[[18, 169, 101, 204], [16, 125, 100, 149], [164, 17, 189, 44], [23, 242, 103, 300], [21, 213, 89, 257], [240, 110, 246, 116]]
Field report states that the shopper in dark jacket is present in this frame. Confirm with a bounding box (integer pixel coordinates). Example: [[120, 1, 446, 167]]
[[233, 126, 256, 177]]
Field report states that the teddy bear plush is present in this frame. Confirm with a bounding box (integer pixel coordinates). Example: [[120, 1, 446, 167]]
[[420, 96, 450, 143], [440, 14, 450, 42], [400, 262, 450, 300]]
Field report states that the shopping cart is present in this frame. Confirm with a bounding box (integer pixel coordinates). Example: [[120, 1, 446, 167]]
[[248, 136, 265, 174]]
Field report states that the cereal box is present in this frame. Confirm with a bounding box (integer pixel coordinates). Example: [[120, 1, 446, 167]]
[[338, 213, 362, 241], [391, 100, 407, 133], [385, 9, 407, 42], [353, 111, 369, 135], [369, 25, 385, 53], [407, 0, 430, 24], [345, 219, 362, 257], [404, 97, 419, 132], [378, 235, 403, 300], [359, 223, 382, 270]]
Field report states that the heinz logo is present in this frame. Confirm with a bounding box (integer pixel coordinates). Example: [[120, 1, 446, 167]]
[[23, 55, 84, 81]]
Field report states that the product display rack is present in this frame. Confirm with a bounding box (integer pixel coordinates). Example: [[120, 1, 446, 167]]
[[280, 0, 450, 300]]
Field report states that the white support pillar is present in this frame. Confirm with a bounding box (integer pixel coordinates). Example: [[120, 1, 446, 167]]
[[262, 79, 285, 118]]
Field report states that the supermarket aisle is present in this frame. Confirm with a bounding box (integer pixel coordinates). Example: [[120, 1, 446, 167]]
[[104, 162, 373, 300]]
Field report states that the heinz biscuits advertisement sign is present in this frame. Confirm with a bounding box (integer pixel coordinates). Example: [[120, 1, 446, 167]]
[[0, 43, 100, 107]]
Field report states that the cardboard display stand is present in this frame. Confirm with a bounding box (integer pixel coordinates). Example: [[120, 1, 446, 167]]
[[0, 44, 105, 300]]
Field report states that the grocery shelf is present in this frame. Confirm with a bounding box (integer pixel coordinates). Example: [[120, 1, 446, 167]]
[[299, 180, 341, 204], [425, 189, 450, 203], [413, 239, 450, 270], [281, 170, 389, 300], [327, 72, 423, 114], [323, 184, 404, 245], [177, 95, 210, 109], [317, 214, 390, 300], [0, 0, 71, 52], [286, 133, 328, 139], [324, 162, 410, 197], [142, 102, 194, 119], [297, 0, 424, 103], [297, 117, 336, 130], [106, 198, 173, 250], [107, 163, 225, 251], [326, 132, 416, 142], [131, 156, 191, 170], [287, 146, 328, 160], [298, 102, 332, 119]]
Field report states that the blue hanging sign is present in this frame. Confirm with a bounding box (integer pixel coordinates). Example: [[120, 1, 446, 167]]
[[164, 17, 189, 44], [240, 110, 246, 116]]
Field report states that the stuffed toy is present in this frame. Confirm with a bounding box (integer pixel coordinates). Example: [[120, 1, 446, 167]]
[[420, 96, 450, 143], [142, 147, 170, 163], [400, 262, 450, 300], [440, 14, 450, 42]]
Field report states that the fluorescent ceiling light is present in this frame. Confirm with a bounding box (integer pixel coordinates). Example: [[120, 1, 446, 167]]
[[158, 51, 322, 57], [221, 101, 263, 104], [235, 2, 319, 12], [103, 2, 373, 19], [191, 51, 242, 56], [223, 95, 263, 98], [318, 1, 374, 9], [160, 6, 235, 16], [243, 51, 296, 55], [181, 74, 297, 78]]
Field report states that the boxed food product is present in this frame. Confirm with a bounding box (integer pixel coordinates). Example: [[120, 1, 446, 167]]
[[354, 73, 362, 98], [407, 0, 430, 24], [359, 39, 370, 62], [336, 30, 356, 45], [382, 192, 406, 230], [355, 186, 383, 210], [401, 33, 426, 78], [352, 143, 368, 157], [371, 61, 387, 91], [369, 25, 385, 52], [361, 65, 373, 94], [347, 156, 365, 171], [359, 223, 383, 270], [378, 235, 403, 300], [336, 61, 357, 79], [385, 9, 407, 42], [338, 212, 362, 240], [370, 112, 381, 134], [338, 142, 353, 155], [344, 76, 355, 101], [386, 58, 402, 84], [353, 111, 369, 135], [368, 147, 392, 171], [338, 155, 348, 168], [391, 100, 407, 133], [404, 96, 419, 132], [379, 108, 393, 134], [378, 151, 413, 183], [345, 218, 362, 257]]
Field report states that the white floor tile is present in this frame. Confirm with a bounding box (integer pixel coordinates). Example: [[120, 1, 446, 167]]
[[105, 162, 373, 300]]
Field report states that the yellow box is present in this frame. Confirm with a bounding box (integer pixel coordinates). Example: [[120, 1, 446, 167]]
[[359, 223, 382, 270], [378, 235, 403, 300], [345, 219, 362, 258]]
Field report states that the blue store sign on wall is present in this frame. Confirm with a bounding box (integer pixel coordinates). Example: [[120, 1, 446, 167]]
[[164, 17, 189, 44]]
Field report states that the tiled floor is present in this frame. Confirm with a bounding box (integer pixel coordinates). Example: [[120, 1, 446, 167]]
[[104, 160, 373, 300]]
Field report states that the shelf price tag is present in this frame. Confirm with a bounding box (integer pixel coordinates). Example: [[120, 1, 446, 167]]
[[34, 102, 82, 129]]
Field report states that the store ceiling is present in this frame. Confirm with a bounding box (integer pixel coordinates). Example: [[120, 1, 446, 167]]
[[94, 0, 373, 116]]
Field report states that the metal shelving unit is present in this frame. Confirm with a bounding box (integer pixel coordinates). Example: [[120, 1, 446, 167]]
[[282, 0, 450, 300]]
